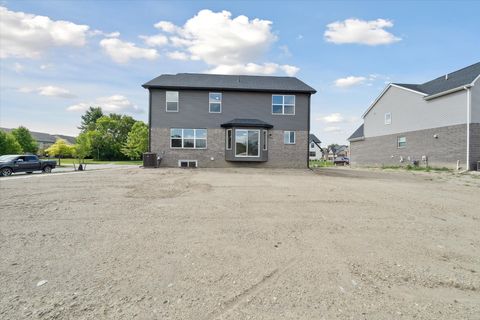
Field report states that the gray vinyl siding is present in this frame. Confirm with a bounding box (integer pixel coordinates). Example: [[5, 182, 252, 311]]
[[150, 89, 309, 131], [363, 86, 468, 138], [471, 80, 480, 123]]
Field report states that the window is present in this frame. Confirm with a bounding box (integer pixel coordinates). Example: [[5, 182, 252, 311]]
[[309, 151, 316, 157], [284, 131, 296, 144], [263, 130, 268, 150], [272, 95, 295, 115], [178, 160, 197, 168], [209, 92, 222, 113], [170, 128, 207, 149], [397, 136, 406, 148], [166, 91, 179, 112], [385, 112, 392, 125], [310, 142, 315, 148], [235, 129, 260, 157], [226, 129, 232, 150]]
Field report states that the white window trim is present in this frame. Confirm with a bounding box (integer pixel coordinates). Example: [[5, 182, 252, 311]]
[[170, 128, 207, 149], [166, 91, 179, 112], [235, 129, 261, 158], [226, 129, 232, 150], [263, 130, 268, 151], [178, 160, 198, 168], [284, 131, 296, 144], [272, 94, 296, 115], [397, 136, 406, 149], [209, 92, 222, 113], [385, 112, 392, 125]]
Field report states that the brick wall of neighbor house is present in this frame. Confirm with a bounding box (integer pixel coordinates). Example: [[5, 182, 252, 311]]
[[151, 128, 308, 168], [350, 124, 468, 169], [470, 123, 480, 170]]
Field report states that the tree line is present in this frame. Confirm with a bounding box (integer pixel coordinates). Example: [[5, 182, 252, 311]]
[[0, 107, 148, 162]]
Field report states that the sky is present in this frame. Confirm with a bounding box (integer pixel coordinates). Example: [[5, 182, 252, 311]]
[[1, 0, 479, 146]]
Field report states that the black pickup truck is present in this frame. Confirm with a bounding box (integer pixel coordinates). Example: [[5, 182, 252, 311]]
[[0, 155, 57, 176]]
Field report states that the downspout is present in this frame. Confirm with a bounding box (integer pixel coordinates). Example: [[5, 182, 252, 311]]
[[148, 88, 152, 153], [307, 93, 311, 168], [466, 86, 471, 171]]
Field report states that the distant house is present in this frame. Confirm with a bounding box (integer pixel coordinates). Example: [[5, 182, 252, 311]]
[[348, 62, 480, 170], [0, 128, 76, 150], [327, 145, 349, 160], [142, 73, 316, 168], [309, 134, 322, 160]]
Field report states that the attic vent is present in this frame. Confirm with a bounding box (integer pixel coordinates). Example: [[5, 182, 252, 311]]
[[445, 74, 448, 80]]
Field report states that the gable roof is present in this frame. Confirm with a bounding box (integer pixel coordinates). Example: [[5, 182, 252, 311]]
[[309, 134, 321, 144], [393, 62, 480, 96], [142, 73, 316, 94], [1, 128, 76, 144], [348, 124, 364, 142]]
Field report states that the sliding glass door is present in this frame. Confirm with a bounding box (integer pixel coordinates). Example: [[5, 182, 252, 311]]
[[235, 129, 260, 157]]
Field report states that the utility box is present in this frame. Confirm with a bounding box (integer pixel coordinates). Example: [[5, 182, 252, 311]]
[[143, 152, 158, 168]]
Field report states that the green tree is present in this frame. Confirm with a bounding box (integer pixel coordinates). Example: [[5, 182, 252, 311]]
[[45, 139, 74, 166], [0, 131, 22, 155], [72, 132, 92, 169], [121, 121, 148, 160], [11, 126, 38, 153], [79, 107, 103, 132], [91, 114, 136, 160]]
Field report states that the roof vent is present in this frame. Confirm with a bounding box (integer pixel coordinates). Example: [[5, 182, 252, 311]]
[[445, 74, 448, 80]]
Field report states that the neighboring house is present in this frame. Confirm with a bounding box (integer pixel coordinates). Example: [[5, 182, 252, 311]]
[[348, 62, 480, 170], [0, 128, 76, 150], [142, 73, 316, 168], [326, 145, 348, 160], [309, 134, 322, 160]]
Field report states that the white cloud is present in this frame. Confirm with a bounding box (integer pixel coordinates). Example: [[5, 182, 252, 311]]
[[324, 18, 401, 45], [334, 76, 367, 88], [318, 113, 344, 123], [13, 62, 24, 73], [0, 6, 89, 59], [18, 85, 75, 98], [324, 126, 342, 133], [152, 9, 298, 76], [89, 29, 120, 38], [207, 63, 299, 76], [67, 95, 141, 113], [140, 34, 168, 47], [100, 38, 159, 63], [40, 63, 53, 70], [166, 51, 189, 61]]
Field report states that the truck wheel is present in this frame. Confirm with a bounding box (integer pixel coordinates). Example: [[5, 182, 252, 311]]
[[1, 167, 13, 176], [43, 166, 52, 173]]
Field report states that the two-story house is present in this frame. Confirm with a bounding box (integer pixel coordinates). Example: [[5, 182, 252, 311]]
[[142, 73, 316, 168], [309, 134, 322, 160], [348, 62, 480, 170]]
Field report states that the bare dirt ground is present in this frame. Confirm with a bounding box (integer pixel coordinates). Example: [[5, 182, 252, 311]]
[[1, 167, 479, 319]]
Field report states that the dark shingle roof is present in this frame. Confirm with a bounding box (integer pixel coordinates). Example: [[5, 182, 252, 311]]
[[220, 119, 273, 128], [348, 124, 364, 141], [309, 134, 321, 144], [142, 73, 316, 93], [393, 62, 480, 96]]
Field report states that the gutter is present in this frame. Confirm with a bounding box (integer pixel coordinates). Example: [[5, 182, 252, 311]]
[[424, 84, 471, 101], [466, 86, 471, 171], [348, 136, 365, 142]]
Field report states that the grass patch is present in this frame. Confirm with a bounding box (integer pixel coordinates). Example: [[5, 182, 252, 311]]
[[46, 158, 142, 166], [309, 160, 334, 168], [381, 164, 452, 172]]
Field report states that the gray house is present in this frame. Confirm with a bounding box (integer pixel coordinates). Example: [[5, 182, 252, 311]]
[[348, 62, 480, 170], [142, 73, 316, 168]]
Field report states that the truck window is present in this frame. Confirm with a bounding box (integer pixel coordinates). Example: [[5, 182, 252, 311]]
[[25, 156, 37, 162]]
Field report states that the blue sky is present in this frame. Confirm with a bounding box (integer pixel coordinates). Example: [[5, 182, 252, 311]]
[[1, 0, 479, 145]]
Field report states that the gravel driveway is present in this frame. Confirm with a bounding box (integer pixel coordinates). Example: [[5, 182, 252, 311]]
[[0, 167, 479, 319]]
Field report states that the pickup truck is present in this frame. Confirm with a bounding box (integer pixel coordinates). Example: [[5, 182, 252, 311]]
[[0, 155, 57, 176]]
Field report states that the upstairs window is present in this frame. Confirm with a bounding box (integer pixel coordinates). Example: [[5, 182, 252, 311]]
[[385, 112, 392, 125], [272, 95, 295, 115], [397, 136, 406, 148], [284, 131, 296, 144], [166, 91, 179, 112], [209, 93, 222, 113]]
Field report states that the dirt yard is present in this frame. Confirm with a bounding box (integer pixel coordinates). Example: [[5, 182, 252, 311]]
[[1, 167, 479, 319]]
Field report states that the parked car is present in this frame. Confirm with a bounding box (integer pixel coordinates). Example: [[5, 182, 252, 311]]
[[0, 155, 56, 176], [333, 157, 350, 165]]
